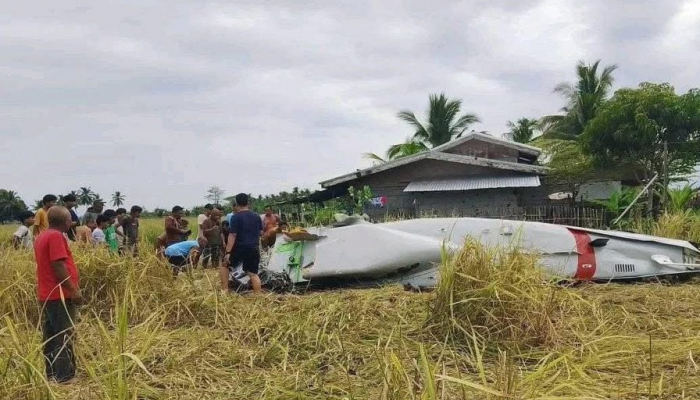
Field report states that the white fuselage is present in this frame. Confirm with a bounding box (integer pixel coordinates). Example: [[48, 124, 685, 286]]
[[265, 218, 700, 289]]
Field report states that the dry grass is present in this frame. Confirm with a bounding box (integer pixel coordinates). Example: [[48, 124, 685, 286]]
[[1, 217, 700, 399]]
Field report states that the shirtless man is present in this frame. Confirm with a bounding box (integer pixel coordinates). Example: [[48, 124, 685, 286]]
[[200, 209, 225, 268], [164, 206, 191, 247], [261, 205, 281, 250], [74, 220, 95, 245]]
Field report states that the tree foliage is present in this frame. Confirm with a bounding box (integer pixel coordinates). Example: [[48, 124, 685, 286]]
[[363, 138, 429, 163], [505, 118, 539, 143], [537, 139, 597, 202], [591, 187, 641, 217], [366, 93, 480, 163], [541, 59, 617, 139], [667, 184, 699, 212], [78, 187, 98, 206], [582, 83, 700, 181], [205, 186, 225, 205], [0, 190, 28, 223], [397, 93, 480, 147], [111, 191, 125, 207]]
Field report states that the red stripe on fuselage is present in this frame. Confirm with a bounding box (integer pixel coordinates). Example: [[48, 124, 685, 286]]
[[568, 229, 596, 280]]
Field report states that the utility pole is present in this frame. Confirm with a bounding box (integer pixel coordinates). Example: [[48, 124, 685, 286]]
[[661, 141, 669, 212]]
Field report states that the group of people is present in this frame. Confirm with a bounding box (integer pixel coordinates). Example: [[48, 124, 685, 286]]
[[16, 191, 283, 384], [153, 194, 285, 294], [13, 194, 142, 255]]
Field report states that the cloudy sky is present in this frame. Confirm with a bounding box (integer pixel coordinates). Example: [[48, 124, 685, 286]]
[[1, 0, 699, 210]]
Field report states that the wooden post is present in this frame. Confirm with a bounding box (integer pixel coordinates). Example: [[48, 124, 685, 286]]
[[661, 141, 669, 212]]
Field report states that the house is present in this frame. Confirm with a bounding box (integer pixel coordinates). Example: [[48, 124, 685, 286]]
[[319, 132, 553, 217]]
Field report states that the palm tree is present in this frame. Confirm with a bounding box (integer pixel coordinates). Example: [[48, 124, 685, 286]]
[[111, 191, 125, 207], [541, 59, 617, 139], [667, 184, 698, 212], [397, 93, 480, 148], [0, 190, 28, 222], [363, 138, 429, 163], [505, 118, 539, 143], [78, 187, 95, 206]]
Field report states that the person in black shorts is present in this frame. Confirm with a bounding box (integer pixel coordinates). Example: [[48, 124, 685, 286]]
[[222, 193, 263, 293]]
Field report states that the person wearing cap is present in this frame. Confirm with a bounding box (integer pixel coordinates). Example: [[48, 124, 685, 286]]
[[164, 206, 191, 248]]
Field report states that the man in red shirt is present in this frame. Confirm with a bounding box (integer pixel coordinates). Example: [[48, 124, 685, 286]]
[[34, 205, 81, 383]]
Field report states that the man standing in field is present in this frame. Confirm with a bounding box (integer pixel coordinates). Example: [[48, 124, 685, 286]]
[[261, 205, 281, 250], [61, 194, 80, 242], [115, 208, 127, 254], [200, 208, 224, 268], [197, 204, 214, 266], [164, 206, 191, 247], [13, 210, 35, 249], [223, 193, 263, 294], [101, 210, 119, 253], [122, 205, 142, 256], [33, 194, 58, 237], [74, 221, 94, 245], [80, 200, 104, 226], [197, 204, 213, 236], [91, 214, 109, 246], [34, 206, 81, 383]]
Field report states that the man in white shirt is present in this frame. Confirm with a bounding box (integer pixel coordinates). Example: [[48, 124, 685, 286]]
[[92, 214, 108, 245], [13, 211, 35, 249]]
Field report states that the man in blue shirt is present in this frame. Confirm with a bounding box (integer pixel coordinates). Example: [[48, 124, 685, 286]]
[[165, 236, 208, 276], [223, 193, 263, 293]]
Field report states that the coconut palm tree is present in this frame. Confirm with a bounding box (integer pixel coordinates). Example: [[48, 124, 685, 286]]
[[397, 93, 480, 148], [505, 118, 539, 143], [77, 187, 95, 206], [111, 191, 125, 207], [541, 59, 617, 139], [363, 138, 429, 163]]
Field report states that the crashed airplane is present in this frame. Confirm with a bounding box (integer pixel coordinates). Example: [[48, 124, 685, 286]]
[[229, 217, 700, 292]]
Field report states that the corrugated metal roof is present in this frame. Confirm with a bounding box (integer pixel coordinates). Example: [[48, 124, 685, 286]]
[[403, 175, 541, 192]]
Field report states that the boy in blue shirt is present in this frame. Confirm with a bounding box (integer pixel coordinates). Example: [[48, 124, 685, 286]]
[[164, 236, 208, 276], [223, 193, 263, 293]]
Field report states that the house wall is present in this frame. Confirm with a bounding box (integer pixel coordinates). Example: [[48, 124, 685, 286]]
[[343, 159, 551, 218], [577, 181, 622, 201]]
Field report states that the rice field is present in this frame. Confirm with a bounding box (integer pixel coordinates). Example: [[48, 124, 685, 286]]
[[1, 216, 700, 399]]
